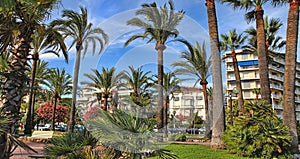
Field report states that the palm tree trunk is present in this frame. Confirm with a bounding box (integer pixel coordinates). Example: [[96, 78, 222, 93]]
[[69, 48, 81, 132], [256, 7, 271, 104], [51, 96, 58, 131], [283, 0, 299, 153], [103, 94, 108, 111], [201, 80, 210, 137], [31, 92, 36, 129], [24, 53, 39, 135], [156, 43, 165, 142], [0, 30, 32, 158], [231, 49, 244, 114], [164, 95, 169, 137], [205, 0, 225, 149]]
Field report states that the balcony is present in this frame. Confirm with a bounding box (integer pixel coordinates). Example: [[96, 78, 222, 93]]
[[270, 84, 283, 91], [269, 74, 284, 81], [268, 65, 284, 73]]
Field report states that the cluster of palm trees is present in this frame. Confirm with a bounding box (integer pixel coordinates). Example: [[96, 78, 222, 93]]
[[0, 0, 299, 158]]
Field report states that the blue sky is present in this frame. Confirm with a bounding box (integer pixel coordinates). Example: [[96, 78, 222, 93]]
[[40, 0, 293, 88]]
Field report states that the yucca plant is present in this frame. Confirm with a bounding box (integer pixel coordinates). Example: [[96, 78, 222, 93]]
[[223, 101, 292, 158]]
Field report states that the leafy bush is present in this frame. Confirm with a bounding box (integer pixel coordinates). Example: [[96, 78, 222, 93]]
[[223, 101, 292, 158], [168, 133, 186, 142], [45, 131, 97, 159], [175, 134, 186, 142]]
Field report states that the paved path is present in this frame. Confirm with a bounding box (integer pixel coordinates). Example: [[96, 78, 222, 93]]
[[11, 141, 46, 159]]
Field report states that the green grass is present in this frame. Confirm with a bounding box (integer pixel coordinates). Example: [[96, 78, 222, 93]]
[[148, 144, 256, 159]]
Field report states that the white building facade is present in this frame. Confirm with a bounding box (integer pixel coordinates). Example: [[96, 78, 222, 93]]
[[223, 49, 300, 120]]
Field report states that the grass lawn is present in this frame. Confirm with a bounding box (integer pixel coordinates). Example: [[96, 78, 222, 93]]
[[148, 143, 255, 159]]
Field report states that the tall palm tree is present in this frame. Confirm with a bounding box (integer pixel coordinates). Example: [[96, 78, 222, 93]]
[[244, 16, 286, 58], [27, 60, 50, 130], [24, 25, 68, 135], [51, 7, 109, 132], [123, 66, 152, 107], [0, 1, 60, 157], [220, 29, 247, 114], [124, 1, 185, 139], [205, 0, 225, 148], [172, 41, 212, 136], [162, 72, 181, 136], [44, 68, 72, 131], [272, 0, 300, 153], [82, 67, 123, 111], [221, 0, 271, 104]]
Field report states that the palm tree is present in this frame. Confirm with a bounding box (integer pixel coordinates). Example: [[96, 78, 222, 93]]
[[51, 7, 109, 132], [0, 1, 60, 157], [172, 41, 212, 136], [205, 0, 225, 148], [221, 0, 271, 104], [124, 1, 185, 139], [220, 29, 247, 114], [82, 67, 123, 111], [272, 0, 300, 153], [44, 68, 72, 131], [252, 88, 261, 100], [24, 25, 68, 135], [27, 61, 50, 130], [244, 16, 286, 58], [162, 72, 181, 136], [123, 66, 152, 107]]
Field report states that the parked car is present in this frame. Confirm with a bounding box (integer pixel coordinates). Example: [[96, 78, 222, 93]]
[[186, 128, 201, 134], [34, 124, 51, 131], [55, 124, 67, 132], [74, 125, 85, 132], [168, 128, 185, 134]]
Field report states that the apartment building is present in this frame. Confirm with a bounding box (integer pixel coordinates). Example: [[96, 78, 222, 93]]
[[168, 87, 206, 120], [77, 86, 206, 120], [223, 49, 300, 120]]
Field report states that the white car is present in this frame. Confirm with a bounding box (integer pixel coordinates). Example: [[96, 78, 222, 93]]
[[35, 124, 51, 131]]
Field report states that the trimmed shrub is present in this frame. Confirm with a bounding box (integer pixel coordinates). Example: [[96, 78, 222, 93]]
[[223, 101, 292, 158]]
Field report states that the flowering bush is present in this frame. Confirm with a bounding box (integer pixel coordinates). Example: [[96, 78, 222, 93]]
[[37, 102, 69, 123]]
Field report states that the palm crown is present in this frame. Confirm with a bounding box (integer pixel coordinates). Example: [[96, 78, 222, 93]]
[[51, 6, 109, 57], [124, 1, 185, 47], [172, 41, 211, 86]]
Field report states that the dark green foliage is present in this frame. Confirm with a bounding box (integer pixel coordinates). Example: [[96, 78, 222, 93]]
[[223, 101, 292, 158], [45, 131, 97, 159]]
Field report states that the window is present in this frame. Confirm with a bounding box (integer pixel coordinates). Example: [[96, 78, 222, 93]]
[[244, 91, 250, 98], [174, 97, 179, 101], [196, 96, 203, 100], [242, 54, 248, 60], [243, 72, 249, 78], [228, 74, 235, 79], [184, 99, 193, 106], [243, 82, 250, 88]]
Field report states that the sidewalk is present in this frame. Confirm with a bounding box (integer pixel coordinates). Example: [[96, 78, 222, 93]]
[[11, 141, 46, 159]]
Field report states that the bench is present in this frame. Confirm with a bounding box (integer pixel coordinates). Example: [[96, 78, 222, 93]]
[[28, 131, 54, 142]]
